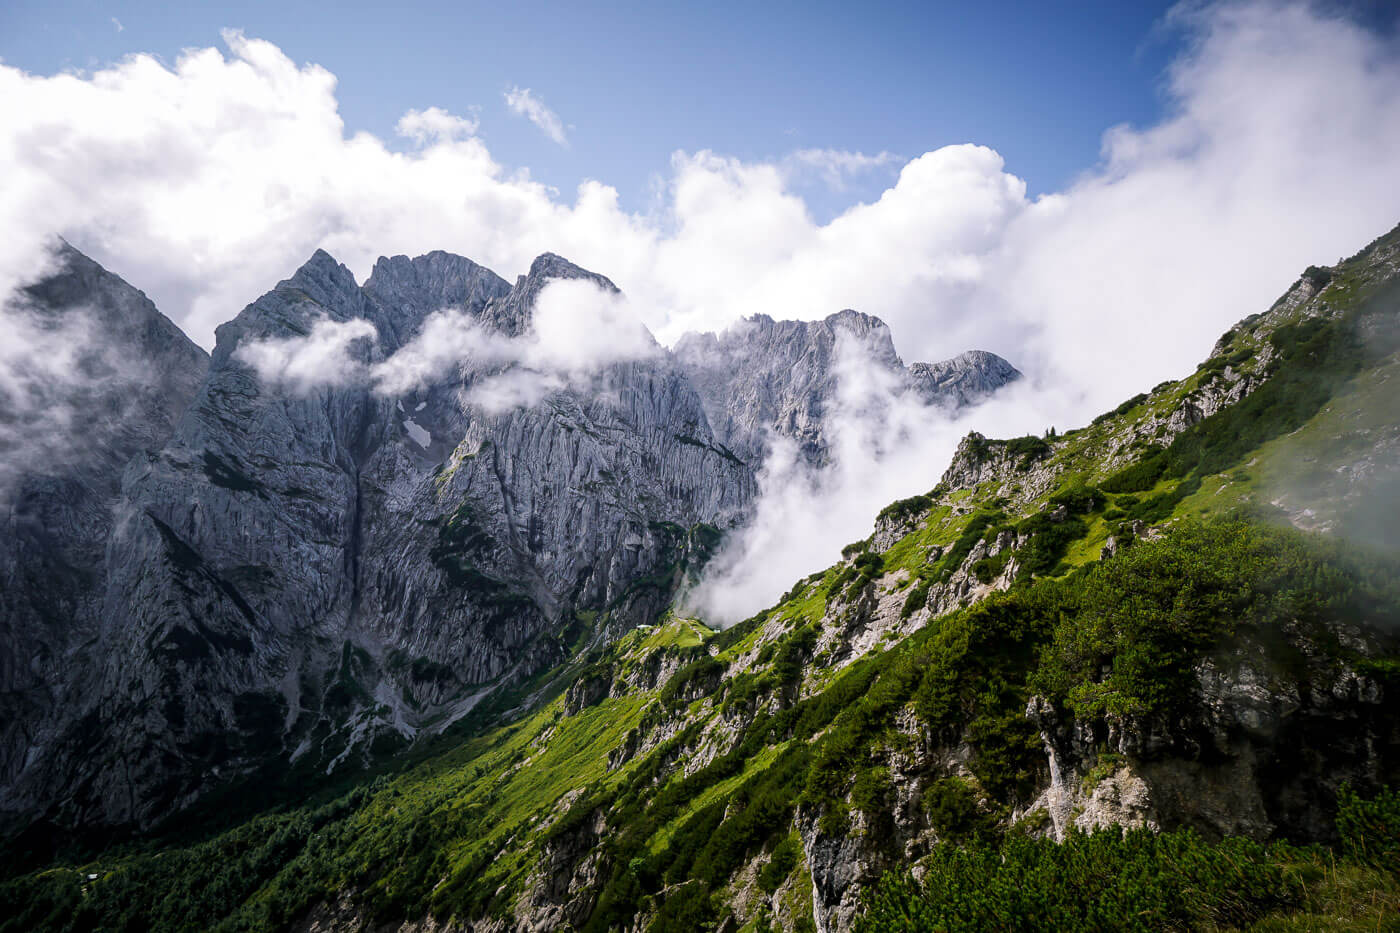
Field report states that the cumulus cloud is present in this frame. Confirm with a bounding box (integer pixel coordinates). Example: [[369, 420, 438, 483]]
[[504, 86, 568, 146], [396, 106, 480, 146], [5, 2, 1396, 395], [234, 316, 377, 393]]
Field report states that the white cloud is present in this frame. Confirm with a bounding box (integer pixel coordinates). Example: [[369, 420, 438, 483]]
[[380, 278, 657, 410], [396, 106, 480, 146], [234, 316, 376, 393], [685, 331, 1087, 624], [523, 278, 658, 374], [237, 278, 659, 414], [369, 308, 505, 396], [784, 148, 901, 189], [0, 250, 156, 498], [111, 17, 123, 33], [504, 85, 568, 146]]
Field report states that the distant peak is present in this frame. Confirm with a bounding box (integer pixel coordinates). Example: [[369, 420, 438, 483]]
[[365, 250, 496, 288], [517, 252, 620, 295], [283, 248, 356, 292], [823, 308, 889, 331]]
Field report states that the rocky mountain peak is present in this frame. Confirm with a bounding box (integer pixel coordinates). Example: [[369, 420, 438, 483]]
[[363, 251, 511, 346], [481, 252, 620, 336], [281, 248, 362, 310], [823, 307, 890, 333]]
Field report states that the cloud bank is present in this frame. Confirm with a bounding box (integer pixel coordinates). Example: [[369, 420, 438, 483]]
[[2, 3, 1395, 415]]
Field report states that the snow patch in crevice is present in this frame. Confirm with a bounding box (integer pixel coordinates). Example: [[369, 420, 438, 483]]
[[403, 418, 431, 448]]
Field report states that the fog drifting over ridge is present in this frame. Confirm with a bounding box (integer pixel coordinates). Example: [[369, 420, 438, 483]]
[[3, 1, 1400, 620], [234, 277, 662, 412]]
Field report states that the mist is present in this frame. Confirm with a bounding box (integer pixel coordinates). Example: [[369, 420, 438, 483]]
[[234, 278, 660, 413], [684, 330, 1078, 624]]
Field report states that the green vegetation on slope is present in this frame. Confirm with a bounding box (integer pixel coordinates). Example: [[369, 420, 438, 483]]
[[857, 791, 1400, 933]]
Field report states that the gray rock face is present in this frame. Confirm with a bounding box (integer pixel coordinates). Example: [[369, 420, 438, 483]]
[[908, 350, 1023, 409], [674, 310, 1020, 465], [1, 247, 756, 828], [0, 245, 209, 816]]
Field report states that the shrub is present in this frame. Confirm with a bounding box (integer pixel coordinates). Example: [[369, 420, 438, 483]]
[[1336, 784, 1400, 874], [856, 828, 1304, 933], [1005, 435, 1052, 469], [758, 837, 801, 894], [878, 495, 932, 525], [900, 580, 931, 619], [923, 777, 994, 843]]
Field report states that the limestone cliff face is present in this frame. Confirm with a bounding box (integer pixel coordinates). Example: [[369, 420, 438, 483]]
[[908, 349, 1023, 409], [2, 248, 759, 827]]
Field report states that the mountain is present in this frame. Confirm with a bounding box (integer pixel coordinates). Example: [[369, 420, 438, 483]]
[[0, 245, 209, 824], [6, 221, 1397, 933], [0, 245, 1017, 835], [674, 310, 1020, 464]]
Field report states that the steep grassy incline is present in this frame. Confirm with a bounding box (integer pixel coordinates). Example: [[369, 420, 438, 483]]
[[4, 225, 1400, 932]]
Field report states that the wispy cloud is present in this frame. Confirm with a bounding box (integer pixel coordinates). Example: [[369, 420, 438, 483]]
[[111, 17, 123, 33], [504, 85, 568, 146], [233, 316, 377, 393], [784, 148, 901, 189], [396, 105, 479, 146]]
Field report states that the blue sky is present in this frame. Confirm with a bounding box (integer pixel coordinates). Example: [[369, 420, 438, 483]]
[[0, 0, 1194, 215]]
